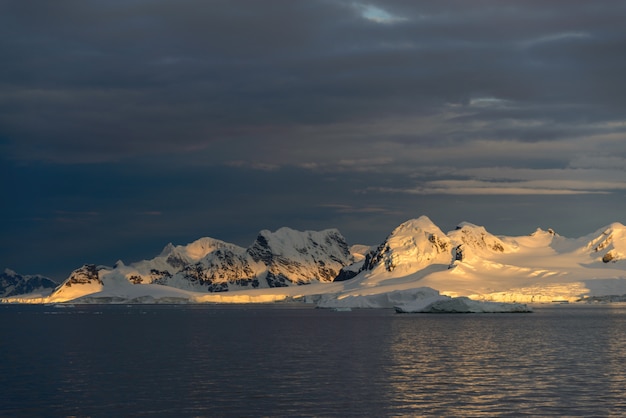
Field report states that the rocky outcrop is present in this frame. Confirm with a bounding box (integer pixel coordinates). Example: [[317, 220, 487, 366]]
[[62, 264, 103, 287]]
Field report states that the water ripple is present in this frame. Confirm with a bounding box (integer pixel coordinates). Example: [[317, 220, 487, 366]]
[[2, 304, 626, 416]]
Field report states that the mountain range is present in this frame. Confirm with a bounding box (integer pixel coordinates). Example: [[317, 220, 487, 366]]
[[0, 269, 58, 298], [3, 216, 626, 309]]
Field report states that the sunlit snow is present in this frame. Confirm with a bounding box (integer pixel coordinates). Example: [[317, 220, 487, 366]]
[[3, 216, 626, 312]]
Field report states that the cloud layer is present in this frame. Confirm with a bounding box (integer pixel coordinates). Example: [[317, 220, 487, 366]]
[[1, 1, 625, 277]]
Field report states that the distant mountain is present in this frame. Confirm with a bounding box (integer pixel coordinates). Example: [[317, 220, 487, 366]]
[[329, 216, 626, 305], [0, 269, 58, 298], [42, 227, 353, 302], [3, 216, 626, 307], [362, 217, 452, 274], [583, 222, 626, 263]]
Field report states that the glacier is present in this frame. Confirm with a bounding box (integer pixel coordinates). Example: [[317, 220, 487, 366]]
[[3, 215, 626, 311]]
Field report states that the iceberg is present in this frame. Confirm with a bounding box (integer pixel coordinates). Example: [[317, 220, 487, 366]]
[[395, 296, 532, 313], [316, 287, 531, 313], [316, 287, 446, 309]]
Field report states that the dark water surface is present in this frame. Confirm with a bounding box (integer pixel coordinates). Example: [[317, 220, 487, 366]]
[[2, 303, 626, 417]]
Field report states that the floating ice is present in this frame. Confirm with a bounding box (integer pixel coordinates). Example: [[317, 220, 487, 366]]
[[395, 296, 532, 313]]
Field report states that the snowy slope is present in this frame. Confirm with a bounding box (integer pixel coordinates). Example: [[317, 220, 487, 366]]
[[3, 216, 626, 307], [363, 216, 452, 276], [404, 221, 626, 303], [48, 264, 104, 302], [315, 217, 626, 306]]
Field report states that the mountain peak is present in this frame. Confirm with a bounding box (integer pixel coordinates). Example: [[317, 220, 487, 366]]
[[584, 222, 626, 263], [364, 216, 450, 274], [395, 216, 440, 233], [3, 268, 17, 277], [0, 269, 58, 298], [158, 242, 176, 257], [248, 228, 352, 286], [5, 216, 626, 305], [448, 222, 507, 256]]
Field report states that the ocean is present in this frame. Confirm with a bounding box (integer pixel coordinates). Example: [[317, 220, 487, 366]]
[[1, 303, 626, 417]]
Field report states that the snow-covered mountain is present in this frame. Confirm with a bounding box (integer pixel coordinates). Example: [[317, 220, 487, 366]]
[[3, 216, 626, 308], [247, 228, 351, 286], [334, 216, 626, 305], [124, 236, 264, 292], [30, 227, 352, 303], [0, 269, 58, 298], [363, 217, 451, 274], [48, 264, 105, 302], [320, 216, 626, 306]]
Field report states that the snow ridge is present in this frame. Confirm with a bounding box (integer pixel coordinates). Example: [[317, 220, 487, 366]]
[[33, 227, 354, 302], [363, 216, 451, 274], [3, 216, 626, 307]]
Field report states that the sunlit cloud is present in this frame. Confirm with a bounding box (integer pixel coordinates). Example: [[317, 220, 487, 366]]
[[4, 0, 626, 278], [374, 177, 626, 196], [569, 156, 626, 170], [355, 3, 407, 24], [292, 158, 394, 173], [468, 97, 511, 108], [375, 183, 599, 196], [521, 31, 591, 48], [372, 164, 626, 196]]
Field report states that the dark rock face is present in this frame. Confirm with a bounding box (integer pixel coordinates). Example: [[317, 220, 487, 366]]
[[150, 269, 173, 285], [603, 251, 616, 263], [265, 272, 290, 288], [453, 245, 464, 262], [333, 268, 360, 282], [166, 253, 187, 269], [0, 269, 58, 297], [248, 234, 273, 265], [363, 243, 387, 271]]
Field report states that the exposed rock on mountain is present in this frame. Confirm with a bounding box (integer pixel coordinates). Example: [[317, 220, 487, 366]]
[[583, 223, 626, 263], [48, 264, 105, 301], [448, 222, 508, 264], [248, 228, 352, 287], [4, 216, 626, 305], [361, 216, 451, 274], [43, 227, 354, 299], [62, 264, 102, 286]]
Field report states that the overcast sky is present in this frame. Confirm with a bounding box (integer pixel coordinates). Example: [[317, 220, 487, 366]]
[[2, 0, 626, 280]]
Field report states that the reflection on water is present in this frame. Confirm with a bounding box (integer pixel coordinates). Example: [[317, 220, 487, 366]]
[[2, 304, 626, 416], [385, 307, 626, 416]]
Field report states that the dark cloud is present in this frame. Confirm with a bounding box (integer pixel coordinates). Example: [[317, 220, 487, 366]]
[[3, 0, 625, 163], [1, 1, 626, 277]]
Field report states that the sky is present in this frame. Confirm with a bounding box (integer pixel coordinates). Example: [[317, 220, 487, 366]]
[[2, 0, 626, 280]]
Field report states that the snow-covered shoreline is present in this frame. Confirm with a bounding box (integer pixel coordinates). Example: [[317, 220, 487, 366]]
[[3, 216, 626, 310]]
